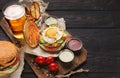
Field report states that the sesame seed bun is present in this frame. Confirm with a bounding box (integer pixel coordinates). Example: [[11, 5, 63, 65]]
[[0, 41, 18, 65], [0, 55, 20, 76], [0, 41, 20, 76]]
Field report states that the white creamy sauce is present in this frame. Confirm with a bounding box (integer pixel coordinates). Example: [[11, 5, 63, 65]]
[[59, 49, 74, 63]]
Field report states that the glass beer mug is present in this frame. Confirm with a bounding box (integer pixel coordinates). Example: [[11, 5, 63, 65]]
[[3, 3, 26, 39]]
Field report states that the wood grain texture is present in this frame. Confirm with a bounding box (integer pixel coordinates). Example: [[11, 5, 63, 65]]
[[0, 11, 116, 28], [67, 29, 120, 54], [25, 47, 87, 78], [0, 0, 17, 10], [0, 12, 3, 18], [47, 11, 115, 28], [71, 73, 120, 78], [112, 11, 120, 26], [22, 72, 120, 78], [0, 0, 120, 78], [0, 0, 120, 11], [45, 0, 113, 11], [0, 26, 10, 41]]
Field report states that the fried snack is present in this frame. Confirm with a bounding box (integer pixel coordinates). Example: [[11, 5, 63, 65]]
[[29, 2, 40, 19], [25, 8, 35, 21], [24, 20, 40, 47]]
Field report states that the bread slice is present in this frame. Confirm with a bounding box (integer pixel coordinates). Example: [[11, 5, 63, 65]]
[[24, 20, 40, 47]]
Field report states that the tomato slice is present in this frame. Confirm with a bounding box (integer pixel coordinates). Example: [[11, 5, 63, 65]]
[[44, 44, 61, 52]]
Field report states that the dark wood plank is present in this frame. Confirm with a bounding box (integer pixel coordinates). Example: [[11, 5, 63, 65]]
[[71, 73, 120, 78], [84, 55, 120, 72], [0, 27, 10, 41], [21, 72, 37, 78], [0, 0, 17, 10], [112, 11, 120, 26], [0, 11, 115, 28], [0, 0, 120, 11], [0, 12, 3, 18], [45, 0, 113, 11], [21, 72, 120, 78], [47, 11, 115, 28], [22, 72, 120, 78], [67, 29, 120, 72], [67, 29, 120, 54], [112, 0, 120, 11]]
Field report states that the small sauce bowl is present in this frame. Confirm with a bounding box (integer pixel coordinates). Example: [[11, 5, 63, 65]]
[[58, 49, 74, 63], [66, 38, 83, 52]]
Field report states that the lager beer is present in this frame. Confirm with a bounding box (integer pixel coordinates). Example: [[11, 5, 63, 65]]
[[3, 4, 26, 39]]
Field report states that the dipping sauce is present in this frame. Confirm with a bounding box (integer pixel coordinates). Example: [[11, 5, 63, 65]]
[[59, 49, 74, 63], [67, 38, 82, 51]]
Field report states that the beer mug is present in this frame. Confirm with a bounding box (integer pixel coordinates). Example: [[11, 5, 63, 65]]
[[3, 3, 26, 39]]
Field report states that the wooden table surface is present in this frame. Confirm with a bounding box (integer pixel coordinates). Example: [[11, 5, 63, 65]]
[[0, 0, 120, 78]]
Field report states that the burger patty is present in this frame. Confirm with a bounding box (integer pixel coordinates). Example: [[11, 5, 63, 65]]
[[0, 54, 18, 70], [0, 58, 20, 74]]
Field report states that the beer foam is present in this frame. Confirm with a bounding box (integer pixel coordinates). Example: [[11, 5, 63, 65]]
[[4, 4, 25, 20]]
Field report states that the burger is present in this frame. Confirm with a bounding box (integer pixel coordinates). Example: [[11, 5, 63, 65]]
[[0, 41, 20, 76], [39, 26, 70, 53]]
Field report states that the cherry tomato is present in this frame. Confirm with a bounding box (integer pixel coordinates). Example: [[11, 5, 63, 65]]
[[35, 56, 46, 65], [46, 56, 54, 64], [49, 62, 59, 72]]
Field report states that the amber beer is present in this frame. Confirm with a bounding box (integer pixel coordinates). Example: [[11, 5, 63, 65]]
[[3, 4, 26, 39]]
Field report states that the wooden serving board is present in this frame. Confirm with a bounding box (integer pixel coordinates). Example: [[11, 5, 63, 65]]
[[25, 47, 87, 78], [0, 17, 87, 78]]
